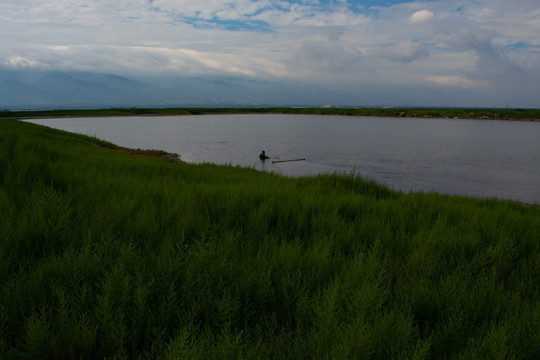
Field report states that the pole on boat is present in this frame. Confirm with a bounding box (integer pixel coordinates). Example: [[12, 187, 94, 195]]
[[271, 158, 306, 164]]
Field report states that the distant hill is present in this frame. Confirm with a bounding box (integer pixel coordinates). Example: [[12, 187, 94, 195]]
[[0, 69, 359, 109]]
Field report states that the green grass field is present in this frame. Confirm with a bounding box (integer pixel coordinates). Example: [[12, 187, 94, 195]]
[[1, 119, 539, 359]]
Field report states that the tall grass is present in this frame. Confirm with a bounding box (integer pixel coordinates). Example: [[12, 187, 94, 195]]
[[1, 119, 539, 359]]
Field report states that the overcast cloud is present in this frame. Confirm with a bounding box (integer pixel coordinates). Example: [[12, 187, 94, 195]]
[[1, 0, 539, 107]]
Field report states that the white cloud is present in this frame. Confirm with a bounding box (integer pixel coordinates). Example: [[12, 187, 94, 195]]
[[294, 39, 363, 74], [426, 75, 490, 88], [382, 41, 430, 64], [6, 56, 40, 68], [409, 10, 434, 24]]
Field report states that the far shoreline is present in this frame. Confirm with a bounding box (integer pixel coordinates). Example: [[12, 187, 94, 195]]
[[2, 107, 540, 122]]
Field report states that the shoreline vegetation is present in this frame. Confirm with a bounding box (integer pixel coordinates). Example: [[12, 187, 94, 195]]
[[104, 143, 184, 163], [2, 106, 540, 121], [1, 118, 539, 359]]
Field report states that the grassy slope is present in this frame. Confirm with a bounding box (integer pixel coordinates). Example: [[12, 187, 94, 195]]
[[0, 119, 539, 359]]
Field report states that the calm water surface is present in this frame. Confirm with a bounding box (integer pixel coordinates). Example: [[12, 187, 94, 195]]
[[27, 114, 540, 204]]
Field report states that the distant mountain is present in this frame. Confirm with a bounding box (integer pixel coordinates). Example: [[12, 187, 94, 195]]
[[0, 70, 169, 109], [158, 76, 327, 106], [0, 69, 362, 109]]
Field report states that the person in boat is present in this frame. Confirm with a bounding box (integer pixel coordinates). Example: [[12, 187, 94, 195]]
[[259, 150, 269, 160]]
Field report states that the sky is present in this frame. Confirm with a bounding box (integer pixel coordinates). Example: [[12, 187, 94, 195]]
[[1, 0, 539, 107]]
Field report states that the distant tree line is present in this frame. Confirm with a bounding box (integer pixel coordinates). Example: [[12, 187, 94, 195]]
[[2, 107, 539, 121]]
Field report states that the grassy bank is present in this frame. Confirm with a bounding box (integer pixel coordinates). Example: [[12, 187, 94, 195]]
[[1, 119, 539, 359], [2, 106, 540, 121]]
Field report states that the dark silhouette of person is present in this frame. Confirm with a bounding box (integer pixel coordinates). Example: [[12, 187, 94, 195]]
[[259, 150, 269, 160]]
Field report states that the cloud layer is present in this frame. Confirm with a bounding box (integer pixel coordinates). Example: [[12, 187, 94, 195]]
[[1, 0, 539, 107]]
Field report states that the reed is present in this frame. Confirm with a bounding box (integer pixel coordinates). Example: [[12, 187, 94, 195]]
[[1, 119, 539, 359]]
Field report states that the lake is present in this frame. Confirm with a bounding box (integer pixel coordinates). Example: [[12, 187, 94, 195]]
[[26, 114, 540, 204]]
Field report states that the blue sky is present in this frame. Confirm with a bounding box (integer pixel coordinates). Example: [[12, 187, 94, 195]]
[[1, 0, 539, 107]]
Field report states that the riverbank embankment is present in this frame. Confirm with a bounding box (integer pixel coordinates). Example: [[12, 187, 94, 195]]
[[1, 118, 539, 359]]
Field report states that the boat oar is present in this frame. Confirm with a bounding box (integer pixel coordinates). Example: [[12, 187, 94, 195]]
[[271, 158, 305, 164]]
